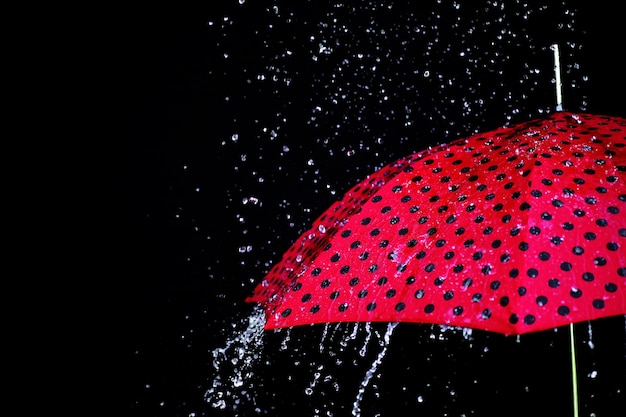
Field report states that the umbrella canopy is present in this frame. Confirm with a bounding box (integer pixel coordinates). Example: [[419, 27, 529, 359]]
[[246, 112, 626, 335]]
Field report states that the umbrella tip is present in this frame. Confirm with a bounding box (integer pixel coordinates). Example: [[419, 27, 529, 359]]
[[551, 43, 564, 112]]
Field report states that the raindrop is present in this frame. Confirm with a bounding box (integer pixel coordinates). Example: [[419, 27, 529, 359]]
[[587, 322, 595, 349]]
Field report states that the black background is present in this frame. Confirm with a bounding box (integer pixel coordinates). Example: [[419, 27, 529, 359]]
[[113, 2, 626, 416]]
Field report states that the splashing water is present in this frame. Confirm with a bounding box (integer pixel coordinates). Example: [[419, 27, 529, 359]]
[[206, 307, 403, 414], [359, 322, 374, 357], [587, 321, 595, 349], [205, 305, 266, 411], [352, 322, 399, 417]]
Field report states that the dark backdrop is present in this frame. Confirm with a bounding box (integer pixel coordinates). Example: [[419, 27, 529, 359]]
[[116, 2, 625, 416]]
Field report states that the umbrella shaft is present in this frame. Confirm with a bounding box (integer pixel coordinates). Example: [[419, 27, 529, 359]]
[[552, 43, 564, 111]]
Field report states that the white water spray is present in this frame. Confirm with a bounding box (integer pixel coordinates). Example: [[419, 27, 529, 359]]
[[204, 305, 266, 410], [352, 322, 399, 416], [359, 322, 373, 357], [587, 321, 595, 349]]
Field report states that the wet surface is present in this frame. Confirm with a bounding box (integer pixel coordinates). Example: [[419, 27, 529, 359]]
[[118, 2, 626, 416]]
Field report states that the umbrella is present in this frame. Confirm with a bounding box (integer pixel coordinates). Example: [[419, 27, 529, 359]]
[[246, 111, 626, 334], [246, 111, 626, 415]]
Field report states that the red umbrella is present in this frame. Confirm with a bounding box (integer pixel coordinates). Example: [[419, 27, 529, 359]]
[[246, 111, 626, 335]]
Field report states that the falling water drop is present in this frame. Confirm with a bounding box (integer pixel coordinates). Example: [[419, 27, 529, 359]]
[[306, 364, 325, 396], [320, 323, 331, 353], [352, 322, 398, 417], [359, 322, 373, 357], [587, 321, 595, 349]]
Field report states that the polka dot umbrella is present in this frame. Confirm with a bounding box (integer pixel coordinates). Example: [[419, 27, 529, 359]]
[[247, 111, 626, 334], [246, 111, 626, 416]]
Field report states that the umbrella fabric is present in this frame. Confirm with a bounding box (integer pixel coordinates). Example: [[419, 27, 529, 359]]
[[246, 112, 626, 335]]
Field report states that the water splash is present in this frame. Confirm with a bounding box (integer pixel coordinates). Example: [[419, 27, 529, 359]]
[[306, 363, 324, 396], [204, 305, 266, 411], [352, 322, 399, 417], [359, 322, 373, 357], [587, 321, 595, 349], [438, 324, 474, 340], [320, 323, 331, 353]]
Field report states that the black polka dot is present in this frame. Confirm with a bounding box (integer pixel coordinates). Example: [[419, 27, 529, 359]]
[[570, 288, 582, 298], [548, 278, 560, 288]]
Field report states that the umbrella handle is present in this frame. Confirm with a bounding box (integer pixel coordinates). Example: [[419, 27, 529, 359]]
[[551, 43, 564, 111], [569, 322, 579, 417]]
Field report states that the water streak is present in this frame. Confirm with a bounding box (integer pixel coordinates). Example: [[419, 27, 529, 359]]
[[359, 322, 373, 357], [587, 321, 595, 349], [352, 322, 399, 416], [320, 323, 331, 353]]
